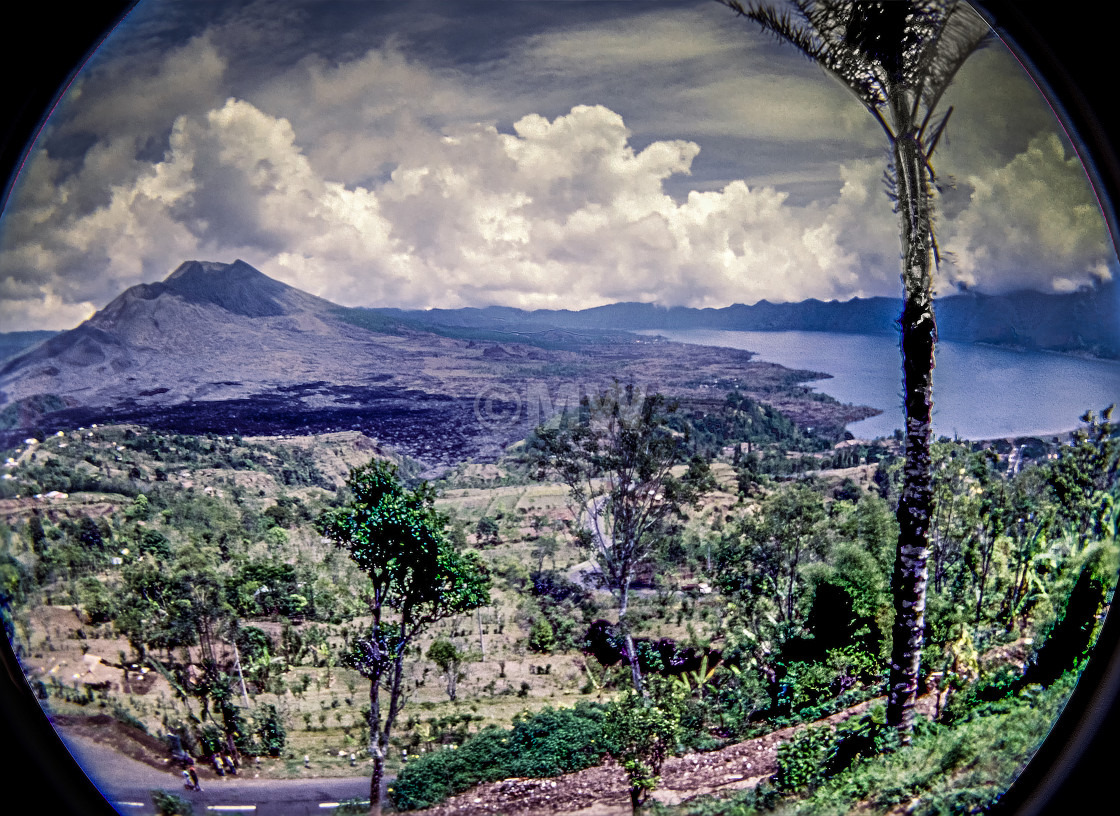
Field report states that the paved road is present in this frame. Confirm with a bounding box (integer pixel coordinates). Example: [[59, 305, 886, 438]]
[[62, 733, 376, 816]]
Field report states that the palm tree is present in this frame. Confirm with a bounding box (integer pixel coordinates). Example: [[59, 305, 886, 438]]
[[718, 0, 990, 739]]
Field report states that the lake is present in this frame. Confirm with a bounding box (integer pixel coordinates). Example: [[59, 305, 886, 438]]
[[638, 329, 1120, 440]]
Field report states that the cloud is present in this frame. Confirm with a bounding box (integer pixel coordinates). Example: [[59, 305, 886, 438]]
[[0, 1, 1114, 332], [2, 92, 886, 326], [252, 44, 505, 186], [66, 34, 227, 142], [519, 6, 744, 69], [942, 132, 1115, 294]]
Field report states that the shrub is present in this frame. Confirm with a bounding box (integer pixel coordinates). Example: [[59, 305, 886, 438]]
[[255, 703, 286, 756], [603, 686, 685, 809], [236, 626, 274, 663], [391, 728, 509, 810], [824, 705, 898, 777], [528, 618, 556, 653], [77, 576, 117, 624], [505, 702, 607, 777], [774, 724, 833, 792], [138, 528, 172, 559], [198, 723, 226, 757], [150, 790, 193, 816], [391, 703, 607, 810]]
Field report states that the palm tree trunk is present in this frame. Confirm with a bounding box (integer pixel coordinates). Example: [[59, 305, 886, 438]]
[[885, 109, 936, 742]]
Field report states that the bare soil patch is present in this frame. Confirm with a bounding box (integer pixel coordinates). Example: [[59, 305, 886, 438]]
[[53, 713, 177, 772], [415, 692, 940, 816]]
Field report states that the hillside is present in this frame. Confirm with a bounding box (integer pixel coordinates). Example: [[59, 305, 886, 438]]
[[2, 414, 1107, 816], [0, 260, 878, 473]]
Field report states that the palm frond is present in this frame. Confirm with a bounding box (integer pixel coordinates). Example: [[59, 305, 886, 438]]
[[881, 163, 899, 212], [720, 0, 895, 134], [914, 2, 992, 131], [923, 105, 954, 158], [719, 1, 831, 68], [720, 1, 987, 145]]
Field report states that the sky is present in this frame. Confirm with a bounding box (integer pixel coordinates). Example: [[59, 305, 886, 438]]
[[0, 0, 1116, 332]]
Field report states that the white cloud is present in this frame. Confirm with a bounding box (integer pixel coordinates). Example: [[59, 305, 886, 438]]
[[0, 3, 1114, 333], [0, 289, 96, 333], [942, 132, 1114, 293], [520, 8, 741, 68], [3, 94, 884, 325]]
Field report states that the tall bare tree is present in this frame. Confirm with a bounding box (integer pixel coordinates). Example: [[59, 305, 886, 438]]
[[527, 384, 711, 694], [719, 0, 990, 739]]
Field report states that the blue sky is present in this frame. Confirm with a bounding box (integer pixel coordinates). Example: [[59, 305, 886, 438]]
[[0, 0, 1115, 331]]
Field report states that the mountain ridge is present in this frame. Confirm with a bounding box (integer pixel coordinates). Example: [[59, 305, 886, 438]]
[[6, 276, 1116, 362], [363, 283, 1120, 358]]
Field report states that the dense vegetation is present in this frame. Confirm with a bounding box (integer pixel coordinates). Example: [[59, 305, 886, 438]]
[[0, 396, 1115, 815]]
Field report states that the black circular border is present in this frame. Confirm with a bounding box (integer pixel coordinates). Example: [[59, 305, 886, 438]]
[[1, 3, 1118, 814]]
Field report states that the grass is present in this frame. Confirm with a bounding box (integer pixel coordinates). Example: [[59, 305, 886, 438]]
[[668, 675, 1077, 816]]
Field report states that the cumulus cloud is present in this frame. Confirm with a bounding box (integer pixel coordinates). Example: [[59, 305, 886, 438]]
[[942, 132, 1115, 294], [267, 102, 875, 310], [0, 1, 1114, 332], [253, 45, 504, 186], [1, 91, 886, 327]]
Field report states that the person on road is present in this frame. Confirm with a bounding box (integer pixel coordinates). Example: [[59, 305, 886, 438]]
[[186, 765, 202, 791]]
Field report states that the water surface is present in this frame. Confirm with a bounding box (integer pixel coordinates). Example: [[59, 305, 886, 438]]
[[640, 329, 1120, 440]]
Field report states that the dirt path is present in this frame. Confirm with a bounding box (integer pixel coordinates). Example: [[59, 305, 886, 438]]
[[415, 692, 939, 816]]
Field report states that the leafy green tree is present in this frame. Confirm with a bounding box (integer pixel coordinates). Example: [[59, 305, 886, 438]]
[[76, 516, 107, 552], [227, 560, 307, 617], [254, 703, 287, 757], [77, 576, 117, 624], [531, 534, 560, 574], [25, 515, 46, 555], [316, 459, 490, 816], [999, 471, 1055, 632], [528, 617, 556, 654], [171, 546, 231, 667], [0, 551, 32, 642], [126, 493, 151, 521], [603, 681, 685, 812], [235, 626, 273, 664], [720, 0, 990, 738], [1047, 406, 1119, 540], [427, 638, 466, 701], [138, 528, 172, 559], [527, 384, 712, 694], [929, 441, 977, 594], [474, 515, 501, 547], [717, 482, 831, 630], [114, 558, 197, 660]]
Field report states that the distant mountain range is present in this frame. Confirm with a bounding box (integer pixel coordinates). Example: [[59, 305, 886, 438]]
[[364, 283, 1120, 358], [6, 274, 1116, 366]]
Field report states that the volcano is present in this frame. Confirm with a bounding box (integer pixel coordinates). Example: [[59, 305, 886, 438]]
[[1, 261, 421, 406], [0, 260, 875, 469]]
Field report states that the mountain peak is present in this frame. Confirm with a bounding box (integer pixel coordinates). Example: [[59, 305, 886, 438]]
[[161, 259, 290, 317], [166, 259, 259, 282]]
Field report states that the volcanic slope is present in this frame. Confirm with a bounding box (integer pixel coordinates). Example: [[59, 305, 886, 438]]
[[0, 260, 875, 469], [0, 260, 432, 407]]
